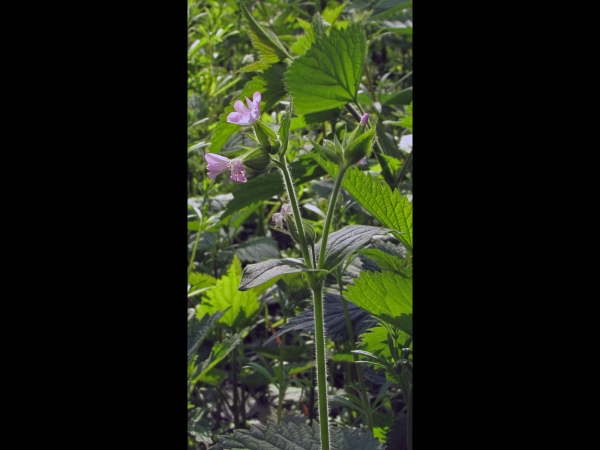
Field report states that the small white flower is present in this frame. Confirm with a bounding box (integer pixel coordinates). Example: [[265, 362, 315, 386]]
[[272, 213, 284, 229], [281, 204, 293, 217], [400, 134, 412, 153]]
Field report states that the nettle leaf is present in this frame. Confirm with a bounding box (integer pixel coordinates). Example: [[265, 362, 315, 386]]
[[264, 293, 375, 345], [312, 160, 413, 252], [194, 331, 244, 385], [221, 154, 327, 221], [210, 421, 384, 450], [343, 166, 413, 252], [239, 258, 324, 291], [359, 323, 409, 362], [234, 237, 280, 263], [188, 310, 226, 364], [208, 64, 287, 154], [315, 225, 390, 271], [197, 255, 260, 329], [285, 22, 367, 114], [346, 271, 412, 336], [239, 0, 290, 65], [359, 248, 407, 276]]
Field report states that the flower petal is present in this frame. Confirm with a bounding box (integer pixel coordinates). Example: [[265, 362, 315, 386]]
[[234, 100, 248, 115]]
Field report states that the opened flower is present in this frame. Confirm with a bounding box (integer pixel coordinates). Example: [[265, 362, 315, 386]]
[[204, 153, 247, 183], [227, 92, 261, 126], [271, 213, 284, 229], [280, 204, 293, 217]]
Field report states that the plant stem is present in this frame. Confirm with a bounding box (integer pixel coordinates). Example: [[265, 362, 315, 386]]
[[277, 335, 286, 425], [318, 166, 347, 270], [188, 227, 202, 275], [310, 279, 330, 450], [232, 341, 239, 428], [277, 157, 313, 268]]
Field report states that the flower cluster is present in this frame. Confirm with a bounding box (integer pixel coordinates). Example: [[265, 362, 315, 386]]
[[272, 204, 293, 229]]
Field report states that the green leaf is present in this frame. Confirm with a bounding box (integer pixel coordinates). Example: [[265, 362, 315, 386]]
[[239, 0, 290, 64], [234, 237, 279, 263], [370, 0, 412, 21], [210, 421, 385, 450], [315, 225, 389, 271], [381, 87, 413, 106], [187, 310, 226, 364], [197, 255, 260, 329], [343, 166, 413, 252], [264, 293, 374, 345], [346, 271, 412, 335], [359, 248, 407, 276], [207, 64, 287, 154], [221, 154, 327, 221], [194, 331, 244, 385], [285, 22, 367, 114], [239, 258, 323, 291], [359, 323, 409, 362], [195, 367, 226, 387], [328, 394, 366, 414]]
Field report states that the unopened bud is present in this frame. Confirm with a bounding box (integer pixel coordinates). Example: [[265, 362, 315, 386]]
[[242, 147, 271, 172]]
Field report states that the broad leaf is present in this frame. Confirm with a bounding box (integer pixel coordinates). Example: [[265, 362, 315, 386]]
[[285, 22, 367, 114], [359, 323, 409, 362], [346, 271, 412, 335], [239, 258, 323, 291], [359, 248, 408, 276], [234, 237, 280, 263], [210, 421, 384, 450], [315, 225, 390, 271], [197, 255, 260, 329], [264, 293, 375, 345], [382, 87, 413, 105]]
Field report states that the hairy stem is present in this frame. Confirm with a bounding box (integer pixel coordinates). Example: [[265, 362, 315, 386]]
[[277, 158, 313, 268], [277, 336, 286, 425], [311, 278, 330, 450], [318, 167, 347, 270]]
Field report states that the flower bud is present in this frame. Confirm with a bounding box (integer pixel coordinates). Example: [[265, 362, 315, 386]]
[[253, 120, 279, 154], [242, 147, 271, 172], [343, 119, 377, 168]]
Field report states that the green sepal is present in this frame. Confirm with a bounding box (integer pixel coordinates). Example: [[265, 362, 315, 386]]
[[343, 119, 378, 167], [253, 120, 279, 154]]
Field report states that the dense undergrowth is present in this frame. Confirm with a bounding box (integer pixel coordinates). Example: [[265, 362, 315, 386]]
[[188, 1, 412, 449]]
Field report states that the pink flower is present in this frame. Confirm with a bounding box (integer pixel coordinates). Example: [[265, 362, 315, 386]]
[[226, 92, 261, 126], [204, 153, 230, 179], [229, 158, 247, 183], [204, 153, 247, 183], [358, 157, 368, 166], [360, 113, 369, 127]]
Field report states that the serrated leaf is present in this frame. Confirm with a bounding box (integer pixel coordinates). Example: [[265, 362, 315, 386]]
[[344, 167, 412, 251], [239, 258, 322, 291], [221, 154, 327, 221], [285, 22, 367, 114], [315, 225, 390, 271], [208, 64, 287, 154], [188, 272, 218, 291], [188, 310, 226, 364], [264, 293, 375, 345], [234, 237, 280, 262], [194, 331, 244, 385], [195, 367, 227, 387], [239, 0, 290, 63], [346, 271, 412, 335], [312, 160, 413, 252], [197, 255, 260, 328], [359, 248, 406, 276], [359, 323, 409, 362], [210, 421, 384, 450]]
